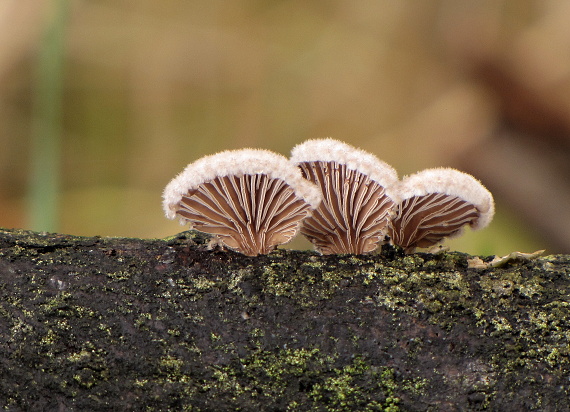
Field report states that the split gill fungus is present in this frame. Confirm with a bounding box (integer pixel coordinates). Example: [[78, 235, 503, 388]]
[[387, 168, 495, 254], [162, 139, 495, 256], [162, 149, 322, 256], [290, 138, 399, 255]]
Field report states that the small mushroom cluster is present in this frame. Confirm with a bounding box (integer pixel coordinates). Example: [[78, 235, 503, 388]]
[[163, 139, 494, 256]]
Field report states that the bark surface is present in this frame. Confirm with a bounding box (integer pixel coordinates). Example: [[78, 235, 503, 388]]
[[0, 228, 569, 411]]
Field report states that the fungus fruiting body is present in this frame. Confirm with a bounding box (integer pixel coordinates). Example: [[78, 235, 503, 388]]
[[290, 138, 399, 254], [387, 168, 495, 253], [162, 149, 321, 256], [163, 141, 496, 256]]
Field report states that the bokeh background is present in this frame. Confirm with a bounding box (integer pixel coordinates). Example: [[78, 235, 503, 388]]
[[2, 0, 570, 255]]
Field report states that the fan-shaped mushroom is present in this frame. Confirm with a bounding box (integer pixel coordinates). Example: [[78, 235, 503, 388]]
[[387, 168, 495, 253], [162, 149, 321, 256], [290, 138, 398, 254]]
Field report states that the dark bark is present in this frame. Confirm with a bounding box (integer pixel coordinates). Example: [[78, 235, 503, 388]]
[[0, 228, 569, 411]]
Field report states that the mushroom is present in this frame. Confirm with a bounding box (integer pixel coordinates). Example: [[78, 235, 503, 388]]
[[162, 149, 322, 256], [387, 168, 495, 253], [290, 138, 398, 254]]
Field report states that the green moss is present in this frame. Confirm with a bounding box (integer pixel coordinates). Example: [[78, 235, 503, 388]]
[[159, 355, 185, 372], [255, 254, 379, 308], [67, 350, 91, 363], [107, 271, 131, 281], [205, 348, 408, 411], [191, 275, 218, 291], [308, 359, 400, 411]]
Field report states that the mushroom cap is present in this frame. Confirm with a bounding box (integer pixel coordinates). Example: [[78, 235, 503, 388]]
[[290, 138, 399, 196], [395, 168, 495, 230], [163, 148, 322, 221]]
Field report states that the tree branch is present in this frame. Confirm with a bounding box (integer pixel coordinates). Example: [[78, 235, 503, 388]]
[[0, 228, 568, 411]]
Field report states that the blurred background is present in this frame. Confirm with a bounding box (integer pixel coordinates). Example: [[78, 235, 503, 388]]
[[2, 0, 570, 255]]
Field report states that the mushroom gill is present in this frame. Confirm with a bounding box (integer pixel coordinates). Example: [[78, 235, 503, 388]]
[[387, 168, 495, 253], [290, 138, 398, 254], [162, 149, 321, 256]]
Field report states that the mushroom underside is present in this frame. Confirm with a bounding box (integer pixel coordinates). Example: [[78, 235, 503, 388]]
[[388, 193, 480, 253], [176, 173, 313, 256], [297, 160, 395, 254]]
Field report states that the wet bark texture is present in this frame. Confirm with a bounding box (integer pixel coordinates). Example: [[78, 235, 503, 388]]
[[0, 228, 569, 411]]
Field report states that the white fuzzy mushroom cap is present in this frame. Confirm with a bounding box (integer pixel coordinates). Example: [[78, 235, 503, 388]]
[[290, 138, 399, 198], [162, 148, 322, 221], [396, 167, 495, 230]]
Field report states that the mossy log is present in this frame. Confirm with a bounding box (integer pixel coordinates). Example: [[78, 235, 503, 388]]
[[1, 228, 569, 411]]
